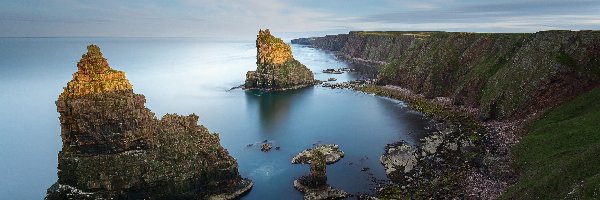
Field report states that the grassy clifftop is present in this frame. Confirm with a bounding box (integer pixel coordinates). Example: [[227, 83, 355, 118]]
[[502, 87, 600, 199], [295, 31, 600, 120], [294, 30, 600, 198], [377, 31, 600, 120]]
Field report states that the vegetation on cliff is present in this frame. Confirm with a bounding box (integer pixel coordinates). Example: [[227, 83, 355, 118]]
[[502, 87, 600, 199], [245, 29, 315, 91], [298, 30, 600, 198], [47, 45, 252, 199], [59, 45, 132, 100], [297, 30, 600, 120]]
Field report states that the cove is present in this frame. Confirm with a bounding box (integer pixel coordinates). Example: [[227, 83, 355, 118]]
[[0, 38, 433, 199]]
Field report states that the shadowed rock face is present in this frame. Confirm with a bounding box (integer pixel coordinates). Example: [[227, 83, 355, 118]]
[[245, 29, 316, 91], [47, 45, 252, 200]]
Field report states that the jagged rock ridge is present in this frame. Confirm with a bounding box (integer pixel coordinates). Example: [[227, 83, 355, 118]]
[[245, 29, 316, 91], [46, 44, 252, 199]]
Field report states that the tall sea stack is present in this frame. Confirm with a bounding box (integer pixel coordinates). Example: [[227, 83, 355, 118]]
[[46, 45, 252, 199], [245, 29, 316, 91]]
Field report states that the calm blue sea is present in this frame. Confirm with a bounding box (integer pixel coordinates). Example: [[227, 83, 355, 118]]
[[0, 38, 432, 199]]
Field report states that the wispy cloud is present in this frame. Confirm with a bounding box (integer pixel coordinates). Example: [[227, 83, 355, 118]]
[[0, 0, 598, 37]]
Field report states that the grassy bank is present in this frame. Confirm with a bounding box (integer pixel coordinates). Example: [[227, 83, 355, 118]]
[[501, 87, 600, 199]]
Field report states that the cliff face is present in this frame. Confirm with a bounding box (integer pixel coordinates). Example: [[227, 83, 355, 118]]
[[292, 34, 348, 51], [245, 29, 315, 91], [293, 31, 600, 120], [47, 45, 252, 199]]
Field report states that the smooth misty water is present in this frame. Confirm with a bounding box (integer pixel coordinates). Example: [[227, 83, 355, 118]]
[[0, 38, 432, 199]]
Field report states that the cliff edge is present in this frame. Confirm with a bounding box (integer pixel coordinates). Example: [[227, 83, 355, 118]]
[[294, 30, 600, 199]]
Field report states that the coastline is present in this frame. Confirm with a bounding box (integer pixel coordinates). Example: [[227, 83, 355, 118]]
[[356, 85, 519, 199], [292, 30, 600, 198]]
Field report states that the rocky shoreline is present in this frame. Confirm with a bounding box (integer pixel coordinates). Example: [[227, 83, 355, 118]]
[[357, 85, 529, 199], [293, 30, 600, 198]]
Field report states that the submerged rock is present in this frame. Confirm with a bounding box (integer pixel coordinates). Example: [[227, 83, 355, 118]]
[[292, 144, 348, 200], [46, 44, 252, 199], [245, 29, 317, 91], [261, 143, 273, 152]]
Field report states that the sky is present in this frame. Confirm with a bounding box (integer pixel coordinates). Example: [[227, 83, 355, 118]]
[[1, 0, 599, 39]]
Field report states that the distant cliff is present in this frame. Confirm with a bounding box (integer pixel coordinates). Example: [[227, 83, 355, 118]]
[[46, 45, 252, 199], [291, 34, 348, 52], [246, 29, 316, 91], [292, 30, 600, 120]]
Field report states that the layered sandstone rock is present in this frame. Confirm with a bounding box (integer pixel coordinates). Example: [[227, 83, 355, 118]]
[[46, 45, 252, 199], [245, 29, 316, 91]]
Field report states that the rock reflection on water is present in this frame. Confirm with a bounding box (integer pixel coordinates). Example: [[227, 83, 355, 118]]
[[244, 87, 313, 132]]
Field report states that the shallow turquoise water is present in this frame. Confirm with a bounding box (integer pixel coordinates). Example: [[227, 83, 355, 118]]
[[0, 38, 432, 199]]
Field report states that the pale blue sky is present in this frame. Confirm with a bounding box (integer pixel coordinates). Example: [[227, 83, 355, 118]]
[[1, 0, 599, 39]]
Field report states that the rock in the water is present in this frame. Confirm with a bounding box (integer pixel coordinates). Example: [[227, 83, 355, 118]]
[[46, 44, 252, 200], [245, 29, 317, 91], [261, 143, 272, 152], [293, 180, 348, 200], [292, 144, 345, 164], [292, 144, 347, 200]]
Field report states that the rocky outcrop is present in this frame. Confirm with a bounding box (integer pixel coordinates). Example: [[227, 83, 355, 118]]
[[291, 144, 348, 200], [293, 30, 600, 120], [245, 29, 316, 91], [46, 45, 252, 199]]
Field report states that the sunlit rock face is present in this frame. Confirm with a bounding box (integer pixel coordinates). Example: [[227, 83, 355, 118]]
[[245, 29, 316, 91], [47, 45, 252, 200], [56, 45, 155, 154]]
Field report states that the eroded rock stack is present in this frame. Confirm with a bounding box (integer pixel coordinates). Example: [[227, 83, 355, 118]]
[[292, 144, 348, 200], [245, 29, 316, 91], [46, 45, 252, 200]]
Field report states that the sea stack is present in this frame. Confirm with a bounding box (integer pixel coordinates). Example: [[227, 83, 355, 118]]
[[245, 29, 316, 91], [291, 144, 348, 200], [46, 44, 252, 199]]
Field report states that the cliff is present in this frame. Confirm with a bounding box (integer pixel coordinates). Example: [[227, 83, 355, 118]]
[[245, 29, 316, 91], [295, 30, 600, 199], [291, 34, 348, 51], [292, 30, 600, 120], [46, 45, 252, 199]]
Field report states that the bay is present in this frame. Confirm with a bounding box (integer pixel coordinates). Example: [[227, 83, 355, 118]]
[[0, 38, 432, 199]]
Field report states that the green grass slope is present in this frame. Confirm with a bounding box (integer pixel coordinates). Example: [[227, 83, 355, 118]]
[[502, 86, 600, 199]]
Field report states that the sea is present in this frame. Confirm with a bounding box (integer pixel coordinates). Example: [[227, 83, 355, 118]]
[[0, 37, 433, 199]]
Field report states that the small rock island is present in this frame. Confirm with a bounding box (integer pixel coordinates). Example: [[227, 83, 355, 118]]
[[292, 144, 348, 200], [46, 45, 252, 199], [245, 29, 316, 91]]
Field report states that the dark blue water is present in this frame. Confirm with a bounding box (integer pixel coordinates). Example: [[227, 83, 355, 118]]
[[0, 38, 432, 199]]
